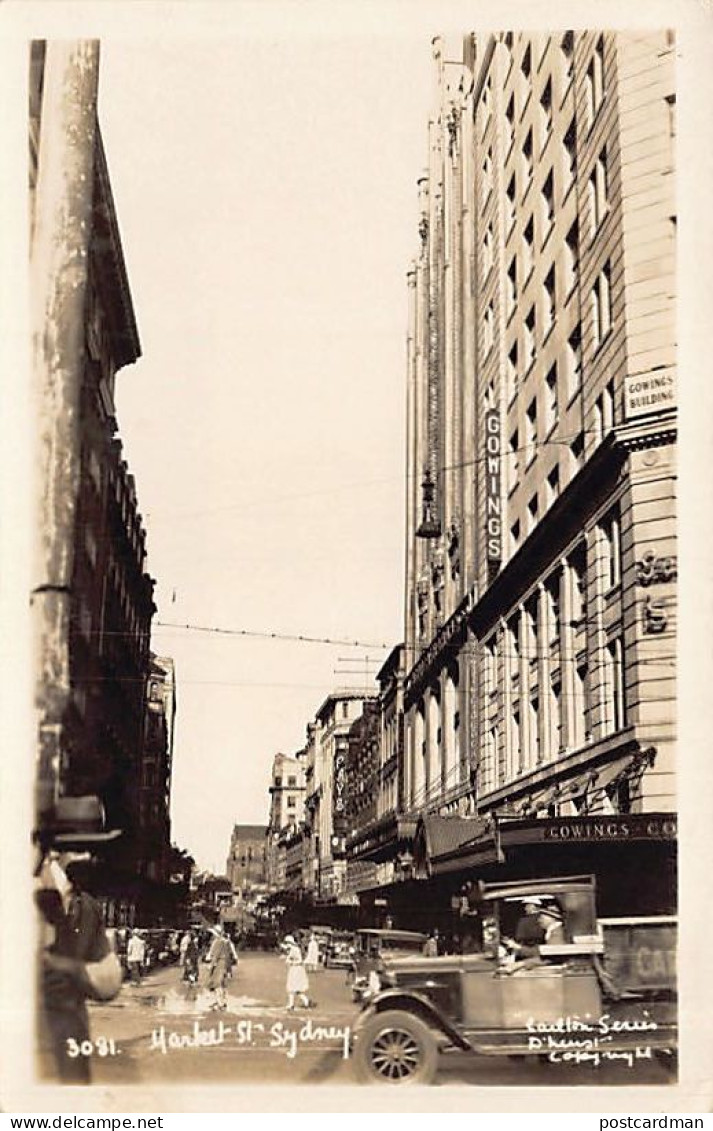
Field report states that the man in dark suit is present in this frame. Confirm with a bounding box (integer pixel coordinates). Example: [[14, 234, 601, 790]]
[[34, 797, 123, 1083]]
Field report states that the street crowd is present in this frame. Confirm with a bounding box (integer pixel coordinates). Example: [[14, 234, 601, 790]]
[[169, 926, 319, 1012]]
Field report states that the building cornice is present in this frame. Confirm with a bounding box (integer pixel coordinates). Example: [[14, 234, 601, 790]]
[[93, 126, 141, 370], [611, 410, 677, 452], [315, 689, 379, 725]]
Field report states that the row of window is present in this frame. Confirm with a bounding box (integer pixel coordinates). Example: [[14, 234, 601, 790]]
[[493, 33, 577, 141], [482, 633, 624, 792], [502, 33, 604, 132], [480, 515, 624, 792], [486, 167, 610, 381], [482, 37, 607, 222], [487, 246, 612, 430]]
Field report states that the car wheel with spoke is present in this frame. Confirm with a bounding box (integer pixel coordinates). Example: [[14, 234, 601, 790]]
[[354, 1009, 438, 1085]]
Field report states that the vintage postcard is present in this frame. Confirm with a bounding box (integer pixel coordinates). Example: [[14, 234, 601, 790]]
[[1, 0, 711, 1116]]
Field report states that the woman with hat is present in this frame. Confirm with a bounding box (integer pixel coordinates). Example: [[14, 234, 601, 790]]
[[282, 935, 312, 1011]]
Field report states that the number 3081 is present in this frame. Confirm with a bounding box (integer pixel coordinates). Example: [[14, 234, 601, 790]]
[[66, 1037, 118, 1058]]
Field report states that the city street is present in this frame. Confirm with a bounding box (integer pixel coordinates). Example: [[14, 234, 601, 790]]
[[85, 952, 675, 1088], [21, 30, 683, 1114]]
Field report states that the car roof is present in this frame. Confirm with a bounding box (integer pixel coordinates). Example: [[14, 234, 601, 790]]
[[356, 929, 427, 941], [483, 874, 596, 902]]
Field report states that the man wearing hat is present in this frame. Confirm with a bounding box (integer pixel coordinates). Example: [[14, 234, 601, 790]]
[[510, 898, 546, 956], [503, 899, 566, 969], [34, 796, 123, 1083], [537, 903, 566, 945], [206, 923, 238, 1011]]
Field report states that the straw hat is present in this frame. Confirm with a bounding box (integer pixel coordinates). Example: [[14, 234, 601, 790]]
[[540, 904, 563, 920]]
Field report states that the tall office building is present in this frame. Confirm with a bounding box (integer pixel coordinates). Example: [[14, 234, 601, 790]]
[[398, 31, 676, 915], [265, 751, 306, 893]]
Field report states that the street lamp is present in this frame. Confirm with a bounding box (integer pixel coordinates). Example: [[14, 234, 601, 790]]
[[415, 469, 441, 539]]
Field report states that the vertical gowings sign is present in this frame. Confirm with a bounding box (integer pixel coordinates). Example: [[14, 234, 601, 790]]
[[485, 409, 502, 566]]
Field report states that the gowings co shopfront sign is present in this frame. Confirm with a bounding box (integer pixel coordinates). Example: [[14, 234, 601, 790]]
[[541, 814, 677, 842], [623, 368, 676, 420]]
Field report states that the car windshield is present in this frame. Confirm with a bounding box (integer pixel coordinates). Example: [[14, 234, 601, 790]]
[[381, 938, 423, 952]]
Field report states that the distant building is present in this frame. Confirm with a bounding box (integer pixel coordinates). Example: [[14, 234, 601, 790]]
[[226, 824, 268, 898], [136, 655, 176, 896], [304, 691, 378, 901], [266, 751, 306, 892], [346, 646, 416, 905], [344, 701, 380, 895]]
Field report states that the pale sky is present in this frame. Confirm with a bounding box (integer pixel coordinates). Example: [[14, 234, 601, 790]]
[[98, 31, 435, 872]]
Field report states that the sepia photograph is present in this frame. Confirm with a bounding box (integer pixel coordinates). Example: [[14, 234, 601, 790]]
[[2, 0, 712, 1116]]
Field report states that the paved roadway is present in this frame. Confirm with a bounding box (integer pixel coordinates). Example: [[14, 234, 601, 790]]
[[84, 952, 675, 1088]]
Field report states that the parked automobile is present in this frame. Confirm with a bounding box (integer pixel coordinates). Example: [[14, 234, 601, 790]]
[[324, 931, 355, 969], [351, 875, 677, 1084], [241, 925, 279, 951], [143, 929, 178, 968], [350, 929, 428, 1003]]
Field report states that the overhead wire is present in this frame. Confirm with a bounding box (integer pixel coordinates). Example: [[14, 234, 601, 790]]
[[153, 622, 391, 649], [111, 419, 668, 525]]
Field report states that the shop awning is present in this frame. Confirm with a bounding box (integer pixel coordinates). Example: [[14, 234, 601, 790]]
[[502, 750, 652, 819], [414, 814, 499, 876], [348, 811, 418, 863]]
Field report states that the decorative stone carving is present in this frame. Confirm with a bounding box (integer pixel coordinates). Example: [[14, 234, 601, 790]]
[[431, 547, 445, 618], [642, 596, 668, 634], [635, 550, 677, 587], [417, 574, 430, 639]]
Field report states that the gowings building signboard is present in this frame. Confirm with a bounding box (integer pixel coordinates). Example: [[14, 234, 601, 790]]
[[623, 368, 676, 419]]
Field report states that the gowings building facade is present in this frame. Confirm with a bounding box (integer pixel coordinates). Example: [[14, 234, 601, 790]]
[[395, 30, 676, 919]]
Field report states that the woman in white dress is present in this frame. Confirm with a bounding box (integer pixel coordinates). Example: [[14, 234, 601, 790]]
[[282, 935, 312, 1010], [305, 933, 320, 972]]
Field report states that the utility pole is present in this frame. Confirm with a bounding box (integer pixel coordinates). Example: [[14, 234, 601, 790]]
[[30, 41, 100, 820]]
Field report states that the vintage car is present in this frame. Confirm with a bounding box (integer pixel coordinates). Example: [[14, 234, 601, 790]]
[[241, 924, 279, 951], [324, 931, 356, 969], [350, 929, 428, 1002], [351, 875, 677, 1085]]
